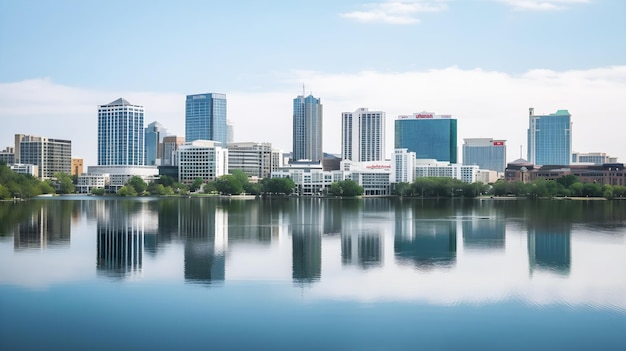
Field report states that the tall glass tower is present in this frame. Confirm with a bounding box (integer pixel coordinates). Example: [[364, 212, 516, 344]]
[[185, 93, 227, 145], [145, 121, 167, 165], [527, 108, 572, 165], [98, 98, 145, 166], [292, 94, 323, 163], [394, 112, 457, 163], [342, 108, 386, 162]]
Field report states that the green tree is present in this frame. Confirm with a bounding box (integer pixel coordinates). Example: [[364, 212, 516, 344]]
[[0, 184, 11, 200], [55, 172, 75, 194], [126, 176, 147, 194], [582, 183, 602, 197], [392, 182, 411, 196], [159, 175, 175, 187], [556, 174, 578, 188], [214, 175, 243, 195], [328, 182, 343, 196], [261, 177, 296, 195], [117, 185, 137, 196], [91, 188, 105, 195], [39, 181, 55, 194], [203, 181, 217, 194], [461, 182, 486, 198], [569, 182, 584, 197], [190, 177, 204, 192], [328, 179, 363, 197]]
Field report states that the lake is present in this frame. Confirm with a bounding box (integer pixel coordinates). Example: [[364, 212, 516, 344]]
[[1, 196, 625, 350]]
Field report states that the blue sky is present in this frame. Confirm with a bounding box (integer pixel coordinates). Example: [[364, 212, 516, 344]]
[[1, 0, 625, 166]]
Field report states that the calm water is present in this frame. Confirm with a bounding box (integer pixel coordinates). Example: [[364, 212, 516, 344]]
[[1, 197, 625, 350]]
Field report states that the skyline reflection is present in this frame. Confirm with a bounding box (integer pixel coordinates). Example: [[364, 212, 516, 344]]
[[0, 197, 625, 309]]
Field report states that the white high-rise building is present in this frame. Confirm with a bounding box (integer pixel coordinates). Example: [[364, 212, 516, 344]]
[[342, 108, 385, 162], [391, 149, 416, 184], [98, 98, 145, 166]]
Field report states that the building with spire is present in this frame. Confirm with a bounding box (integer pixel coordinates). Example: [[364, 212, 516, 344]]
[[292, 94, 323, 163]]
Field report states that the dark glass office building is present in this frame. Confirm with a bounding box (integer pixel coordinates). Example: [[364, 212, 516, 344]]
[[394, 113, 457, 163], [185, 93, 227, 145]]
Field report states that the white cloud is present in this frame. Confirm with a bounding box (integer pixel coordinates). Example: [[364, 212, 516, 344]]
[[1, 65, 625, 167], [341, 0, 447, 24], [498, 0, 590, 11]]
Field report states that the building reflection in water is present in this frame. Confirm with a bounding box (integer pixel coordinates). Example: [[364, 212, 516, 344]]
[[291, 199, 322, 284], [14, 201, 72, 250], [178, 199, 227, 285], [527, 224, 571, 276], [394, 206, 457, 270], [225, 200, 274, 245], [144, 199, 179, 256], [97, 201, 151, 279], [462, 216, 505, 250], [341, 231, 383, 269]]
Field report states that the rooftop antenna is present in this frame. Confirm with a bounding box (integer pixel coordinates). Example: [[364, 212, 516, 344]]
[[520, 145, 522, 159], [302, 84, 305, 97]]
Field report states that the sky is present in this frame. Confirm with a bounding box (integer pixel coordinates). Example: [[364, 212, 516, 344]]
[[1, 0, 625, 167]]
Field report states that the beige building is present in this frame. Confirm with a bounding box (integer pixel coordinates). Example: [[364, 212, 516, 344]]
[[71, 158, 84, 176], [15, 134, 71, 179]]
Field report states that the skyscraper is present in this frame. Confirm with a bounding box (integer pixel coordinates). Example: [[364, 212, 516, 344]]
[[292, 94, 323, 163], [98, 98, 145, 166], [145, 121, 167, 165], [394, 112, 457, 163], [462, 138, 506, 172], [527, 108, 572, 165], [342, 108, 385, 162], [185, 93, 227, 145]]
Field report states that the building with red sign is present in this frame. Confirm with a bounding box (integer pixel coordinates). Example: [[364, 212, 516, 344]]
[[462, 138, 507, 173], [394, 112, 457, 163]]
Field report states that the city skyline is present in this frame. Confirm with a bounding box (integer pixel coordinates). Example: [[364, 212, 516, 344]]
[[1, 1, 624, 166]]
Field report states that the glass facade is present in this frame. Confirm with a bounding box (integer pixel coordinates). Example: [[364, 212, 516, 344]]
[[144, 121, 167, 166], [185, 93, 227, 145], [394, 118, 457, 163], [98, 98, 145, 166], [292, 95, 323, 163], [528, 110, 571, 166], [462, 139, 506, 173]]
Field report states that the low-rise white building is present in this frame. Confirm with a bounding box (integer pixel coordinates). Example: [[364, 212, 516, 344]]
[[10, 163, 38, 177], [77, 173, 110, 194], [178, 140, 228, 185], [341, 160, 392, 196], [414, 159, 479, 183], [272, 160, 393, 196], [272, 161, 342, 196], [85, 165, 159, 193]]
